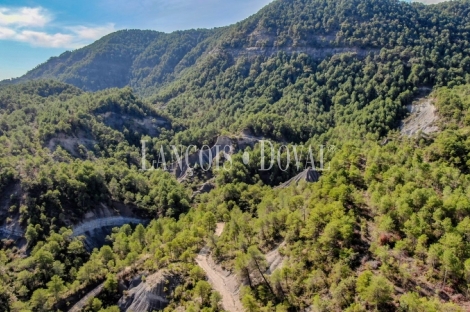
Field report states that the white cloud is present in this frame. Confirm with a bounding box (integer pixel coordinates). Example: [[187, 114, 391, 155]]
[[0, 7, 50, 27], [68, 23, 115, 40], [0, 26, 16, 39], [0, 6, 115, 48], [16, 30, 74, 48], [414, 0, 447, 3]]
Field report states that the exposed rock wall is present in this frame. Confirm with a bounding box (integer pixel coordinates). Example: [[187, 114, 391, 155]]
[[276, 167, 320, 188], [0, 226, 24, 240], [400, 98, 438, 136], [171, 135, 233, 180], [101, 112, 170, 138], [118, 270, 180, 312], [226, 46, 380, 60], [46, 132, 97, 158], [171, 134, 263, 181]]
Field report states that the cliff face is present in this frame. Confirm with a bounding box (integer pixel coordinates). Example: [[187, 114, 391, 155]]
[[225, 46, 378, 60], [118, 270, 180, 312]]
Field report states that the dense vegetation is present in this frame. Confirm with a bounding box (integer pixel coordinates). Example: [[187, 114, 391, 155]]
[[3, 0, 470, 311], [0, 81, 190, 234], [153, 0, 470, 145], [5, 82, 470, 310], [5, 0, 470, 98]]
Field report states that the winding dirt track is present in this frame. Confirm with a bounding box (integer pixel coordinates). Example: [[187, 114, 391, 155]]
[[196, 223, 244, 312], [67, 255, 149, 312], [68, 284, 104, 312], [68, 222, 242, 312]]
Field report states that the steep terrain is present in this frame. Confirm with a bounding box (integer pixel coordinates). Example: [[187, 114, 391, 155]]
[[3, 30, 213, 96], [195, 223, 244, 312], [4, 0, 470, 149], [117, 270, 180, 312], [400, 98, 439, 136], [5, 0, 470, 100], [4, 0, 470, 311]]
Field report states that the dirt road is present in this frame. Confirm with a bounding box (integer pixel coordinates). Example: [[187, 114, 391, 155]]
[[67, 255, 150, 311], [68, 284, 104, 312], [196, 223, 244, 312], [265, 242, 285, 274]]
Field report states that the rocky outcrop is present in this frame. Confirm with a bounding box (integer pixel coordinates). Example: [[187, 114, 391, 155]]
[[171, 133, 265, 182], [192, 181, 216, 198], [118, 270, 180, 312], [101, 112, 170, 138], [172, 135, 233, 180], [226, 46, 379, 60], [0, 226, 24, 240], [265, 243, 285, 275], [46, 132, 97, 158], [400, 97, 438, 136], [0, 183, 24, 242], [276, 167, 320, 188]]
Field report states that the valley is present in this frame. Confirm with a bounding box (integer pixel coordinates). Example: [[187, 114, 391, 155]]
[[2, 0, 470, 311]]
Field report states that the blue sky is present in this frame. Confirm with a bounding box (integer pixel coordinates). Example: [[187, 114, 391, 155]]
[[0, 0, 444, 80]]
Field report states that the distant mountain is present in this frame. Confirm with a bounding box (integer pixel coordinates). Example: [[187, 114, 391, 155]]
[[5, 1, 470, 311], [4, 0, 470, 145], [7, 0, 470, 98], [3, 29, 214, 96]]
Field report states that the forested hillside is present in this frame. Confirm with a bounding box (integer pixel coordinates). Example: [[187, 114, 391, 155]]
[[3, 30, 214, 96], [0, 81, 190, 234], [5, 0, 470, 98], [6, 0, 470, 146], [152, 0, 470, 145], [2, 0, 470, 311], [4, 81, 470, 311]]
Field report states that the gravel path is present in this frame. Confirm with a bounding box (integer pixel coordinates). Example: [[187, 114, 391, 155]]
[[68, 284, 104, 312], [67, 255, 149, 312], [195, 223, 244, 312]]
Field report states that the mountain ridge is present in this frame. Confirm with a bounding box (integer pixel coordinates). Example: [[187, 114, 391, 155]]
[[4, 0, 470, 311], [5, 0, 466, 96]]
